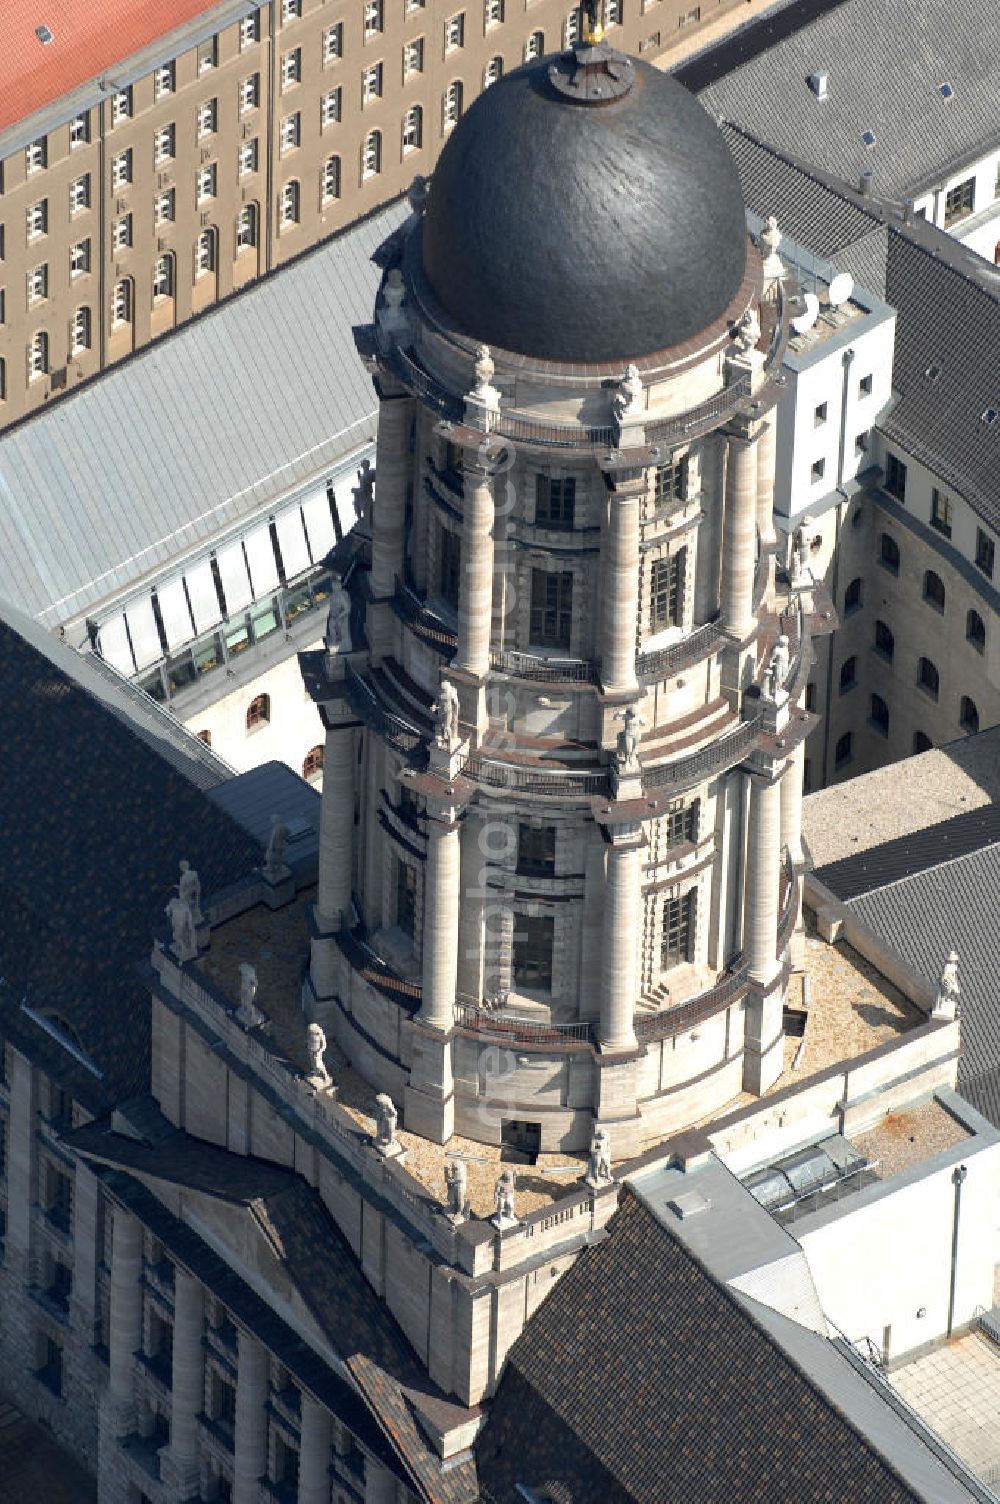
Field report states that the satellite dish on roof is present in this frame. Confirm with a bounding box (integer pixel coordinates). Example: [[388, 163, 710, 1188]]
[[828, 272, 855, 307], [791, 292, 820, 333]]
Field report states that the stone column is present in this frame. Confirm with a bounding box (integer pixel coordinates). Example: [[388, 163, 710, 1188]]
[[419, 813, 462, 1030], [693, 435, 724, 623], [298, 1395, 332, 1504], [599, 837, 642, 1052], [755, 413, 777, 551], [234, 1329, 268, 1504], [745, 774, 782, 984], [108, 1206, 143, 1435], [454, 458, 495, 678], [316, 723, 355, 929], [70, 1160, 100, 1341], [720, 434, 758, 638], [365, 1459, 397, 1504], [5, 1050, 36, 1284], [166, 1270, 204, 1496], [601, 482, 641, 693], [370, 388, 414, 600], [780, 742, 805, 868]]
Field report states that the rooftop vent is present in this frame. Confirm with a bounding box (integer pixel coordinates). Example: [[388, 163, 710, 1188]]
[[35, 23, 53, 42], [982, 408, 999, 426], [940, 81, 954, 98], [861, 129, 876, 147], [925, 363, 942, 383], [807, 71, 829, 99], [859, 169, 875, 197]]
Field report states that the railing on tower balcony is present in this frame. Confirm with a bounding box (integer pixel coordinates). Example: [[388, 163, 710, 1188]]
[[645, 373, 753, 446], [463, 752, 610, 798], [486, 411, 618, 450], [642, 711, 763, 792], [635, 960, 752, 1041], [453, 1001, 595, 1047], [636, 619, 725, 680], [344, 664, 426, 758], [335, 925, 422, 1013], [776, 854, 800, 957], [489, 647, 598, 684], [392, 578, 458, 658], [390, 345, 464, 421]]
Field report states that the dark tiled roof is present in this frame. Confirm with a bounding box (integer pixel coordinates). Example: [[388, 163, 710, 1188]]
[[73, 1121, 479, 1504], [814, 804, 1000, 903], [0, 609, 262, 1113], [698, 0, 1000, 203], [476, 1191, 924, 1503], [675, 0, 851, 92]]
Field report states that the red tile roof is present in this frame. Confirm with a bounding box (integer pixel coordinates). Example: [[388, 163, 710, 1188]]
[[0, 0, 225, 134]]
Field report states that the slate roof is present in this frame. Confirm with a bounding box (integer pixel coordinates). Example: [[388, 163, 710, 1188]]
[[697, 0, 1000, 203], [0, 601, 263, 1114], [477, 1190, 957, 1503], [72, 1118, 479, 1504], [0, 196, 407, 630]]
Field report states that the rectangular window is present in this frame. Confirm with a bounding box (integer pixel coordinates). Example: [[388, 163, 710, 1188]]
[[661, 891, 695, 969], [281, 48, 301, 89], [196, 230, 216, 274], [403, 38, 424, 76], [239, 138, 258, 176], [70, 239, 91, 277], [650, 549, 685, 629], [665, 798, 698, 848], [154, 62, 175, 98], [445, 11, 465, 49], [943, 176, 975, 226], [653, 456, 687, 506], [930, 488, 952, 538], [321, 88, 341, 126], [512, 914, 554, 991], [282, 0, 302, 17], [197, 98, 217, 137], [321, 155, 341, 201], [27, 263, 48, 303], [198, 37, 218, 73], [362, 63, 383, 103], [535, 475, 575, 529], [153, 254, 174, 297], [884, 452, 906, 501], [976, 527, 995, 580], [111, 87, 132, 124], [69, 112, 90, 147], [26, 200, 48, 239], [26, 139, 47, 173], [241, 11, 260, 47], [112, 149, 132, 188], [279, 181, 300, 225], [396, 860, 417, 937], [814, 401, 827, 427], [112, 279, 132, 325], [196, 163, 217, 201], [69, 174, 90, 213], [236, 204, 257, 249], [486, 0, 504, 26], [29, 332, 49, 379], [517, 825, 556, 877], [364, 0, 384, 37], [859, 372, 873, 397], [280, 113, 300, 152], [439, 525, 461, 608], [153, 123, 175, 164], [811, 457, 826, 482], [529, 570, 573, 650], [154, 188, 175, 223], [240, 73, 260, 113], [113, 213, 132, 250], [323, 24, 343, 61]]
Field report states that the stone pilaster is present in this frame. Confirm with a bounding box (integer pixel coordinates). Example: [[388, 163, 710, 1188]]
[[720, 433, 758, 639], [234, 1329, 268, 1504], [108, 1206, 143, 1436], [69, 1160, 100, 1341], [454, 455, 496, 687], [5, 1049, 36, 1284], [599, 834, 642, 1052], [745, 773, 782, 984], [298, 1394, 332, 1504], [370, 387, 414, 601], [311, 718, 357, 1002], [755, 412, 777, 553], [419, 811, 462, 1031], [601, 478, 641, 694], [693, 434, 724, 623], [780, 741, 805, 869], [162, 1270, 204, 1498]]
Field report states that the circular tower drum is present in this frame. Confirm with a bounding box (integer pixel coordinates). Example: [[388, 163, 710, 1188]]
[[302, 41, 812, 1156]]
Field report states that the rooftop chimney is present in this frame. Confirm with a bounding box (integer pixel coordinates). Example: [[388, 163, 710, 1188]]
[[807, 71, 829, 99]]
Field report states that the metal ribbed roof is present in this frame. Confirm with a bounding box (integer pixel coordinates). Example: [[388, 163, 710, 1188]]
[[0, 198, 407, 629]]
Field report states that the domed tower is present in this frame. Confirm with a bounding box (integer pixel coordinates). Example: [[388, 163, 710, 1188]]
[[302, 39, 812, 1156]]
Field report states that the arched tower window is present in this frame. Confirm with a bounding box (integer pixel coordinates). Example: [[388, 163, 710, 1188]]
[[922, 569, 945, 610], [246, 693, 271, 729], [966, 609, 986, 653], [960, 696, 979, 734]]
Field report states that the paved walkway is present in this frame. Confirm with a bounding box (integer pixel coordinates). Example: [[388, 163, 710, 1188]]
[[0, 1398, 96, 1504], [891, 1332, 1000, 1485]]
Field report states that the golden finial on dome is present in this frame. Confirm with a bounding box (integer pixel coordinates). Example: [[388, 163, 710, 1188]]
[[580, 0, 604, 44]]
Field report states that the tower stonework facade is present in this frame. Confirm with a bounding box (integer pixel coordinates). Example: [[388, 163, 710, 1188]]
[[303, 42, 814, 1156]]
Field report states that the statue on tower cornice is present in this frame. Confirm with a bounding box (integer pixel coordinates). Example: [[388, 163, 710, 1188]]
[[352, 458, 374, 524], [433, 679, 461, 748], [933, 951, 960, 1021], [165, 894, 197, 963], [614, 704, 645, 775], [732, 305, 762, 355], [612, 362, 643, 421], [324, 574, 352, 652], [178, 860, 203, 926], [493, 1167, 518, 1228]]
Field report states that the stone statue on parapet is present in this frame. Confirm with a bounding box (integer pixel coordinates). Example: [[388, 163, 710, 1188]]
[[324, 574, 352, 652], [492, 1167, 518, 1229], [236, 962, 266, 1028], [407, 174, 430, 215], [444, 1159, 469, 1221], [178, 860, 203, 926], [585, 1126, 613, 1188], [352, 458, 375, 524], [264, 814, 288, 881], [932, 951, 961, 1021], [306, 1022, 332, 1088], [614, 704, 645, 775], [374, 1093, 401, 1155], [732, 305, 761, 355], [769, 633, 790, 691], [433, 679, 461, 748], [165, 894, 197, 963], [612, 362, 643, 421]]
